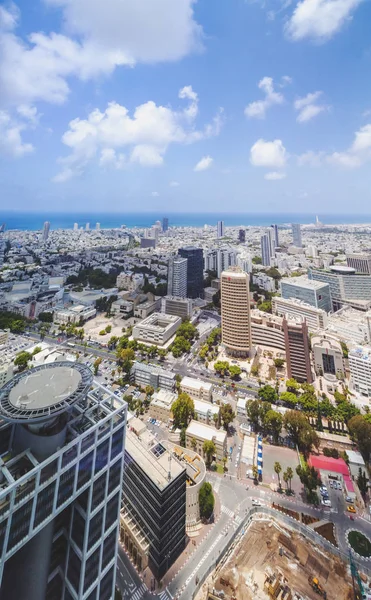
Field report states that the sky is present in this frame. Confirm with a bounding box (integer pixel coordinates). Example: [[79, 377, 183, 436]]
[[0, 0, 371, 214]]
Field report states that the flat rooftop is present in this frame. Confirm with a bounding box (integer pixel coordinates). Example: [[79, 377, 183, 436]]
[[281, 276, 329, 290], [181, 376, 213, 392]]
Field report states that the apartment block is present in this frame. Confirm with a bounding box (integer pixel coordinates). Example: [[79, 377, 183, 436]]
[[349, 347, 371, 396], [186, 420, 227, 462], [180, 376, 213, 401], [130, 361, 176, 391]]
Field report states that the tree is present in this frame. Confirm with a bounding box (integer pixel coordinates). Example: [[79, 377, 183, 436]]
[[171, 393, 195, 429], [199, 482, 215, 519], [274, 358, 285, 369], [176, 320, 198, 341], [117, 348, 135, 374], [179, 428, 186, 447], [340, 341, 349, 358], [32, 346, 42, 356], [251, 365, 260, 377], [283, 470, 289, 492], [105, 325, 112, 334], [258, 385, 277, 404], [93, 357, 102, 375], [296, 465, 321, 503], [284, 467, 293, 493], [145, 385, 154, 397], [283, 410, 319, 455], [14, 351, 31, 371], [158, 348, 167, 361], [279, 391, 298, 407], [214, 361, 230, 377], [252, 464, 259, 482], [348, 415, 371, 461], [357, 467, 368, 496], [203, 440, 216, 467], [38, 311, 53, 323], [286, 378, 300, 394], [171, 336, 191, 357], [191, 437, 197, 450], [220, 403, 235, 430], [258, 300, 272, 313], [213, 412, 219, 428], [229, 365, 241, 380], [264, 410, 283, 442], [246, 399, 262, 431], [274, 461, 282, 490]]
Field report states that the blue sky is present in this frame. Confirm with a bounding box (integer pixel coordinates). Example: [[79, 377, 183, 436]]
[[1, 0, 371, 213]]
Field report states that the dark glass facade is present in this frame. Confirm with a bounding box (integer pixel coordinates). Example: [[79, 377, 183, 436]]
[[179, 246, 204, 299]]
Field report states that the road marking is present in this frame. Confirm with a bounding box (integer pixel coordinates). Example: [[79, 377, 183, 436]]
[[213, 478, 221, 494], [183, 534, 223, 588], [130, 583, 147, 600]]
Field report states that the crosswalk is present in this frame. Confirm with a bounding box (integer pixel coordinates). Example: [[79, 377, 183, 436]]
[[158, 590, 172, 600], [221, 505, 234, 518], [130, 583, 146, 600], [213, 477, 221, 494]]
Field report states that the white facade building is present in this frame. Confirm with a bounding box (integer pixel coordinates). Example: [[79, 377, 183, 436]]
[[349, 346, 371, 397], [133, 312, 181, 345], [180, 376, 213, 401], [272, 296, 328, 332]]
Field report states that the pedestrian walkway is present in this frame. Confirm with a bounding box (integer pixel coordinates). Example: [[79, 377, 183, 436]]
[[130, 583, 147, 600]]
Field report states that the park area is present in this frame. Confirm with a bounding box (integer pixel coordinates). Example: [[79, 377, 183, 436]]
[[196, 519, 356, 600], [262, 444, 302, 494], [83, 314, 128, 343]]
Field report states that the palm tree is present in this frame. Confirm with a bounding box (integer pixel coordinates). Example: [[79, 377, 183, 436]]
[[274, 461, 282, 490], [286, 467, 294, 493], [191, 437, 197, 451], [283, 470, 289, 492]]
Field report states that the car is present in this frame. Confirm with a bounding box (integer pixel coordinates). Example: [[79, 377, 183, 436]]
[[337, 481, 342, 490], [329, 480, 333, 488], [321, 499, 331, 507], [320, 487, 328, 496], [346, 497, 354, 504], [347, 506, 356, 513], [252, 499, 261, 506]]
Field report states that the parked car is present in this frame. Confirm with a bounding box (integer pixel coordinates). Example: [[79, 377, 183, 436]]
[[347, 506, 356, 514], [321, 499, 331, 507], [252, 499, 261, 506], [346, 497, 354, 504]]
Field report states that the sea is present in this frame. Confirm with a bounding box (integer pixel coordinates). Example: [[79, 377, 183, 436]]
[[1, 212, 371, 231]]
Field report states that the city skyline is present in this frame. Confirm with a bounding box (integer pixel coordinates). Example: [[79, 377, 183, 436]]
[[1, 1, 371, 213]]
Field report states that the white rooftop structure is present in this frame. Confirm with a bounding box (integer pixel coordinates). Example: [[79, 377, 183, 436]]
[[186, 420, 226, 445]]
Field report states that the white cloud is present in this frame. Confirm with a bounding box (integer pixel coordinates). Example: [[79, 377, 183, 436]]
[[0, 109, 34, 157], [0, 1, 202, 109], [151, 191, 159, 197], [179, 85, 198, 120], [250, 139, 287, 169], [244, 77, 284, 119], [285, 0, 363, 42], [194, 155, 213, 172], [327, 124, 371, 168], [264, 171, 287, 180], [53, 87, 222, 181], [169, 181, 180, 187], [294, 91, 329, 123], [297, 150, 325, 166]]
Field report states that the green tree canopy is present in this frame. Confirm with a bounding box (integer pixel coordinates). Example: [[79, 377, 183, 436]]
[[220, 403, 235, 430], [14, 351, 32, 371], [199, 482, 215, 519], [264, 410, 283, 442], [171, 393, 195, 429], [348, 415, 371, 461], [258, 385, 277, 404], [202, 440, 216, 467], [229, 365, 241, 380]]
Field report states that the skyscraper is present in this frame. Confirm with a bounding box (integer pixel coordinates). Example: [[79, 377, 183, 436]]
[[179, 247, 204, 298], [272, 224, 279, 248], [0, 362, 127, 600], [217, 221, 225, 238], [221, 267, 251, 357], [167, 256, 188, 298], [292, 223, 302, 247], [85, 222, 90, 231], [238, 229, 246, 243], [283, 318, 312, 383], [73, 222, 78, 231], [42, 221, 50, 242], [96, 222, 100, 230], [162, 217, 169, 232], [261, 233, 272, 266]]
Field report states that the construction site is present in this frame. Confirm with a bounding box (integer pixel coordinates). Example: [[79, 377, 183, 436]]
[[196, 518, 370, 600]]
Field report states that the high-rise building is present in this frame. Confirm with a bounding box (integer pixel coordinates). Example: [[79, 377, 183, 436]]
[[167, 256, 187, 298], [85, 222, 90, 231], [349, 347, 371, 396], [261, 234, 272, 266], [221, 267, 251, 357], [162, 217, 169, 232], [96, 222, 100, 230], [205, 248, 237, 278], [120, 421, 186, 578], [309, 267, 371, 311], [0, 362, 127, 600], [73, 222, 78, 231], [217, 221, 225, 238], [238, 229, 246, 243], [42, 221, 50, 242], [346, 253, 371, 274], [283, 318, 312, 383], [280, 276, 332, 313], [292, 223, 302, 247], [179, 246, 204, 298], [272, 224, 279, 248]]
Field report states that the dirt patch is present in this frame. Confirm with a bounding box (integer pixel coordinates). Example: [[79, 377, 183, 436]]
[[196, 519, 354, 600]]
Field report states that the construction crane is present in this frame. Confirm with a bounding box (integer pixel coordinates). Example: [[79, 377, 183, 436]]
[[349, 550, 366, 600]]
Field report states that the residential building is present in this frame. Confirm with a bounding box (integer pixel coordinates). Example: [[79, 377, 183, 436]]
[[0, 329, 9, 346], [149, 389, 178, 423], [186, 420, 227, 462], [180, 376, 213, 401], [283, 318, 312, 383], [309, 266, 371, 311], [272, 224, 279, 248], [312, 336, 344, 378], [292, 223, 302, 247], [221, 267, 252, 357], [53, 304, 97, 324], [121, 421, 186, 578], [261, 233, 272, 266], [349, 346, 371, 396], [162, 217, 169, 233], [346, 253, 371, 274], [0, 358, 13, 387], [204, 287, 217, 303], [85, 222, 90, 231], [272, 296, 328, 332], [280, 276, 332, 313], [179, 247, 204, 299], [42, 221, 50, 242], [217, 221, 225, 238], [238, 229, 246, 243], [130, 361, 176, 391], [116, 272, 144, 292], [0, 362, 127, 600], [162, 296, 193, 320], [167, 256, 187, 298], [73, 222, 78, 231], [205, 248, 237, 278], [192, 399, 220, 424], [133, 312, 181, 345], [252, 273, 275, 293]]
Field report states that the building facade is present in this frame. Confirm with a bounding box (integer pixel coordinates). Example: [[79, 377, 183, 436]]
[[272, 296, 328, 332], [312, 336, 344, 378], [221, 268, 251, 357], [217, 221, 225, 238], [0, 363, 127, 600], [283, 318, 313, 383], [291, 223, 302, 247], [186, 421, 227, 462], [261, 233, 272, 267], [178, 247, 204, 299], [132, 313, 181, 345], [162, 296, 193, 320], [281, 276, 332, 313], [130, 361, 176, 391], [349, 347, 371, 396], [309, 267, 371, 311], [346, 253, 371, 274], [167, 256, 187, 298], [180, 376, 213, 401]]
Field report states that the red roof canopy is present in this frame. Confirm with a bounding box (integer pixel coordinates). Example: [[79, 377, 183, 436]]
[[308, 455, 349, 476]]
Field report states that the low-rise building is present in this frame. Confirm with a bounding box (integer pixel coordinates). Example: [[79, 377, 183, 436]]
[[0, 329, 9, 346], [130, 361, 176, 391], [133, 312, 181, 346], [186, 420, 227, 462], [193, 399, 219, 424], [149, 389, 177, 422], [111, 298, 134, 316], [349, 346, 371, 396], [53, 304, 96, 324], [180, 376, 213, 401], [117, 272, 144, 291], [134, 297, 161, 319], [162, 296, 193, 320], [0, 358, 13, 387]]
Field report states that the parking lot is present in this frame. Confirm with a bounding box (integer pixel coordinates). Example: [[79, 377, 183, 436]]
[[261, 444, 301, 493]]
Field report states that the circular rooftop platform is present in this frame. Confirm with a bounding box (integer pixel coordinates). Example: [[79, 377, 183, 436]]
[[329, 265, 356, 275], [0, 362, 93, 423]]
